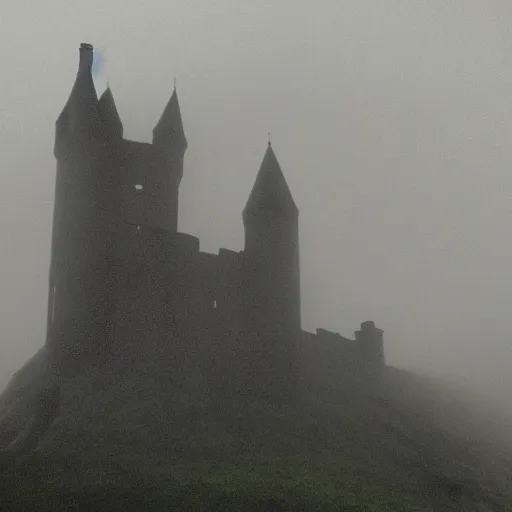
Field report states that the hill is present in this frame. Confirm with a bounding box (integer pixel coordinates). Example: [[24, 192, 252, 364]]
[[0, 347, 511, 511]]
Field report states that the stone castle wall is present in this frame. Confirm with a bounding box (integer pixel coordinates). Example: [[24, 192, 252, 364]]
[[110, 224, 384, 389]]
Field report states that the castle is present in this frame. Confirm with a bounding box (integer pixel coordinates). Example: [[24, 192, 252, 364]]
[[45, 43, 385, 396]]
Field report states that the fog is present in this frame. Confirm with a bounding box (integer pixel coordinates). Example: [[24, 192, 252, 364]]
[[1, 1, 511, 409]]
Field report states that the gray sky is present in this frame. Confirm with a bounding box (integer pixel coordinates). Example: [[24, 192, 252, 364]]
[[1, 1, 512, 405]]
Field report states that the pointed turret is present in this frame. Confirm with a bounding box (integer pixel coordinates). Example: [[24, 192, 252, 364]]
[[243, 142, 298, 221], [55, 43, 101, 154], [98, 86, 123, 139], [152, 86, 187, 157], [241, 142, 301, 397], [151, 85, 188, 232]]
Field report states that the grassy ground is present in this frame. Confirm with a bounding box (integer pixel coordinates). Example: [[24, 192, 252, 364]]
[[0, 351, 511, 511]]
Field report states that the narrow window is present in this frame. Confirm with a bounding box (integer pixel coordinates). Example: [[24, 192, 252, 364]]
[[213, 300, 217, 309], [136, 225, 141, 231], [51, 285, 56, 322]]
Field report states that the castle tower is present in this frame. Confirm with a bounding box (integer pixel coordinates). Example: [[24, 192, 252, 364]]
[[242, 143, 301, 394], [47, 44, 190, 375], [152, 85, 187, 232], [47, 44, 120, 373]]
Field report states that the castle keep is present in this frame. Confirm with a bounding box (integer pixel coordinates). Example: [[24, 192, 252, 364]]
[[45, 44, 384, 394]]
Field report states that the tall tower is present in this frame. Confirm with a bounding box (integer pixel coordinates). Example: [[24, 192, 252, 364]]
[[47, 44, 120, 373], [46, 44, 189, 374], [152, 86, 188, 232], [242, 143, 301, 394]]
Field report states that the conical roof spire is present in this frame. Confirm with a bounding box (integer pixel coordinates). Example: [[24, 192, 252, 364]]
[[56, 43, 101, 140], [153, 85, 187, 154], [243, 143, 298, 218], [98, 86, 123, 138]]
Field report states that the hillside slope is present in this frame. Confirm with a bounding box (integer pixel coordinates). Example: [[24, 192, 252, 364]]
[[0, 347, 511, 511]]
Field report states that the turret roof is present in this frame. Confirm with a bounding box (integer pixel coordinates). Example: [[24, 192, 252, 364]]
[[243, 143, 298, 218], [98, 86, 123, 138], [56, 43, 101, 136], [153, 86, 187, 151]]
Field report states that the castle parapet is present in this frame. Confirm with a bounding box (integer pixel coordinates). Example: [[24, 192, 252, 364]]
[[354, 321, 385, 366], [301, 321, 385, 377], [315, 328, 359, 364]]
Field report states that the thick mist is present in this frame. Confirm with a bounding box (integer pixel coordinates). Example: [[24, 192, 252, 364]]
[[1, 1, 512, 410]]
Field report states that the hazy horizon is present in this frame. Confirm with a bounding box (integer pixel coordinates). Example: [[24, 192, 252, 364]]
[[1, 1, 512, 409]]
